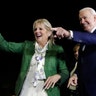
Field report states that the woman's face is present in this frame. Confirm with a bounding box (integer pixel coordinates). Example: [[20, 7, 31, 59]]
[[74, 47, 79, 60], [34, 23, 51, 46]]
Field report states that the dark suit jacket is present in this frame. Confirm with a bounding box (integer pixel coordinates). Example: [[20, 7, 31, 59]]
[[73, 30, 96, 96]]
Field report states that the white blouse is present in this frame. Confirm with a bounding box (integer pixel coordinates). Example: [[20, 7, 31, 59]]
[[19, 42, 48, 96]]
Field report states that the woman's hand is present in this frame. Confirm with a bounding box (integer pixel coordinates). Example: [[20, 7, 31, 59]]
[[44, 74, 61, 89], [67, 74, 78, 88]]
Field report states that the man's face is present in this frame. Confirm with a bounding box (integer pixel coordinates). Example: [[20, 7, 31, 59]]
[[79, 10, 96, 32]]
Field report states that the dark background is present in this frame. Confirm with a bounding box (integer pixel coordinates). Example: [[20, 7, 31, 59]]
[[0, 0, 95, 96]]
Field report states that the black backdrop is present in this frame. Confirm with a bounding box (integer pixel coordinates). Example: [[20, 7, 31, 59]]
[[0, 0, 95, 96]]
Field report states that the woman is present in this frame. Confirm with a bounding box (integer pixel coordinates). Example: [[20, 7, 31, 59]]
[[0, 19, 69, 96], [68, 44, 80, 96]]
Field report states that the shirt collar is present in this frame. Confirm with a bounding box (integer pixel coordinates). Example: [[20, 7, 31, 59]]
[[91, 27, 96, 33]]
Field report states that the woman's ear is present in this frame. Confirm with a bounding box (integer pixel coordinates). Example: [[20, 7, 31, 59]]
[[48, 32, 52, 37]]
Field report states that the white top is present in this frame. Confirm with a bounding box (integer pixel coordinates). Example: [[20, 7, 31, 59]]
[[19, 42, 48, 96]]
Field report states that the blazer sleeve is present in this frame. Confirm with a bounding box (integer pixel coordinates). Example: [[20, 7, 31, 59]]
[[56, 46, 69, 86], [0, 33, 24, 53], [73, 31, 96, 45]]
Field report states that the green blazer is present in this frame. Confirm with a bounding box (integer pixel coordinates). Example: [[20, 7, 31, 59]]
[[0, 33, 69, 96]]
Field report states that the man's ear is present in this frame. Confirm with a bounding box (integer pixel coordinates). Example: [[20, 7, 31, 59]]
[[94, 15, 96, 21]]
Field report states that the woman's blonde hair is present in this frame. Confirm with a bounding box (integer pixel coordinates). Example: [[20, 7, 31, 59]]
[[73, 43, 80, 52]]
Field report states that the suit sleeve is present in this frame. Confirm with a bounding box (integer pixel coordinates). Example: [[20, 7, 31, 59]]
[[73, 31, 96, 45]]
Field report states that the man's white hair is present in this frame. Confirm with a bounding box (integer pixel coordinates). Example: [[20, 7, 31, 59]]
[[79, 7, 96, 15]]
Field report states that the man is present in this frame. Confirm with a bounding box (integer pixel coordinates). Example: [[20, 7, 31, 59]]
[[52, 7, 96, 96]]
